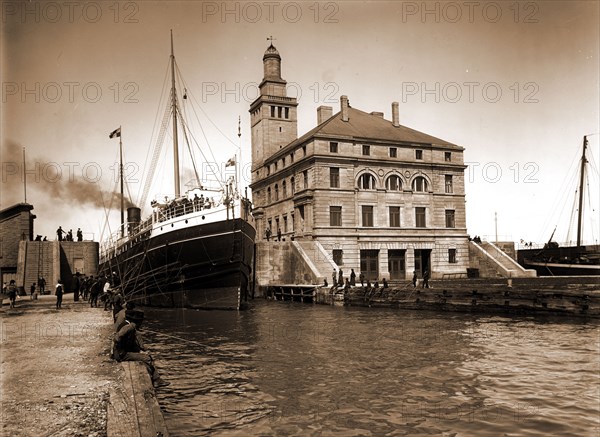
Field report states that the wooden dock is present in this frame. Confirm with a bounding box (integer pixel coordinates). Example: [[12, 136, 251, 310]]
[[311, 277, 600, 318], [107, 362, 169, 437]]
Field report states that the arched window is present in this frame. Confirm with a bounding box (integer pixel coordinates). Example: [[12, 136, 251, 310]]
[[274, 184, 279, 201], [267, 187, 271, 203], [282, 180, 287, 198], [358, 173, 376, 190], [386, 175, 402, 191], [412, 176, 428, 192], [290, 177, 295, 195]]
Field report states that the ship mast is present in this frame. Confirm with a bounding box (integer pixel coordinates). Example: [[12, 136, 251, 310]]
[[170, 30, 181, 197], [576, 135, 588, 248]]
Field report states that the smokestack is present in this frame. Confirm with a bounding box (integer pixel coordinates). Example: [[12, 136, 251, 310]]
[[317, 106, 333, 124], [341, 95, 349, 122], [392, 101, 400, 127]]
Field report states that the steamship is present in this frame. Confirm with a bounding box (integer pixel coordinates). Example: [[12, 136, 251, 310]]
[[99, 33, 255, 309]]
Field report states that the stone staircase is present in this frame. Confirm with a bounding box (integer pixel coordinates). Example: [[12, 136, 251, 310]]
[[469, 241, 536, 278], [291, 239, 338, 284], [254, 239, 338, 287]]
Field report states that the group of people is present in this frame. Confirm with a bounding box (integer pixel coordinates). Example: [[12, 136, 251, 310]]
[[152, 193, 216, 221], [326, 268, 390, 291], [56, 226, 83, 242], [323, 267, 432, 291]]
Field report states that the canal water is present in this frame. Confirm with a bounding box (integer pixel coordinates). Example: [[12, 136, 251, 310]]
[[143, 301, 599, 436]]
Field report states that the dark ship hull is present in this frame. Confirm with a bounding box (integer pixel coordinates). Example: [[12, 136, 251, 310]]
[[518, 245, 600, 277], [100, 217, 256, 309]]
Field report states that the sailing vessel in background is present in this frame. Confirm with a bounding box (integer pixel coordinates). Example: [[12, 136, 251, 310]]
[[518, 135, 599, 276], [99, 32, 256, 308]]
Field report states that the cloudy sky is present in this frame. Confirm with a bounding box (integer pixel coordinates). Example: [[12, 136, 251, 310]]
[[2, 1, 599, 245]]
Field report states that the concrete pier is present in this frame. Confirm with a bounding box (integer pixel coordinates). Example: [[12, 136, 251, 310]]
[[0, 294, 168, 436]]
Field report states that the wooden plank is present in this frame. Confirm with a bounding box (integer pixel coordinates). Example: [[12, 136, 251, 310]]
[[107, 361, 169, 437]]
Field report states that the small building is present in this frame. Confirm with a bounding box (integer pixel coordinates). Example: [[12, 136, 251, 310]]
[[0, 203, 36, 286], [249, 44, 469, 286]]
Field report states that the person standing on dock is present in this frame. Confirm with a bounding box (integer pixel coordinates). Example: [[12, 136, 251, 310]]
[[55, 280, 64, 309], [359, 272, 365, 287], [56, 226, 64, 241], [350, 269, 356, 286], [89, 276, 101, 308], [6, 280, 18, 309], [38, 276, 46, 295], [412, 271, 417, 288], [338, 269, 344, 286], [422, 270, 430, 289], [332, 269, 337, 287], [76, 228, 83, 241], [30, 283, 36, 300]]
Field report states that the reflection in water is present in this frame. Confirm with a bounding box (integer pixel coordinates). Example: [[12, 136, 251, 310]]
[[143, 302, 599, 436]]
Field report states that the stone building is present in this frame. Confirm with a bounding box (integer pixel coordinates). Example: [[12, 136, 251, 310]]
[[0, 203, 36, 285], [250, 44, 469, 285]]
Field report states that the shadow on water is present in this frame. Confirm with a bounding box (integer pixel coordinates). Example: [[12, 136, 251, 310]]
[[143, 301, 600, 436]]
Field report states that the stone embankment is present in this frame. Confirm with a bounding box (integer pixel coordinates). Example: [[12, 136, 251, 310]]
[[269, 277, 600, 318]]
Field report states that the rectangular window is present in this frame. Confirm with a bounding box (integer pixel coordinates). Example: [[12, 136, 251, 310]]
[[448, 248, 457, 263], [389, 206, 401, 227], [285, 107, 289, 119], [290, 153, 294, 163], [283, 215, 288, 232], [445, 175, 453, 193], [362, 206, 374, 227], [270, 106, 275, 117], [330, 142, 338, 153], [333, 249, 343, 266], [362, 145, 371, 156], [415, 207, 426, 228], [389, 147, 397, 158], [303, 170, 308, 188], [445, 210, 456, 228], [330, 167, 340, 188], [277, 106, 282, 118], [330, 206, 342, 226], [445, 152, 452, 162], [415, 150, 423, 160]]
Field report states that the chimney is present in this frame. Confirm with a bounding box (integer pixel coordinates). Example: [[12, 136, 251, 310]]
[[370, 111, 384, 118], [317, 106, 333, 124], [392, 101, 400, 127], [341, 95, 349, 122]]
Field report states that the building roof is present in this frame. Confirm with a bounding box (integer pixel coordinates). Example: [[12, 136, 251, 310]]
[[271, 107, 462, 161], [0, 203, 34, 221]]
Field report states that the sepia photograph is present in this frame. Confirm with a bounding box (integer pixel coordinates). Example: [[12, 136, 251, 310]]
[[1, 1, 599, 435]]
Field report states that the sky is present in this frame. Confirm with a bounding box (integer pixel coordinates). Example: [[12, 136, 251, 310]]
[[2, 0, 599, 246]]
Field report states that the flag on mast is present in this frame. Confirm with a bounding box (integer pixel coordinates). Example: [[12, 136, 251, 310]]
[[109, 127, 121, 139], [225, 157, 236, 167]]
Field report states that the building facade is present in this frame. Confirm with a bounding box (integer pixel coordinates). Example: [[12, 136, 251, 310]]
[[250, 44, 469, 282]]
